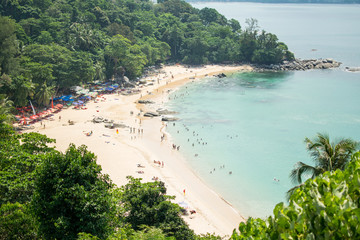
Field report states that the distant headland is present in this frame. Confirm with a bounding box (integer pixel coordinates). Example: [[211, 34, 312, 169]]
[[186, 0, 360, 3]]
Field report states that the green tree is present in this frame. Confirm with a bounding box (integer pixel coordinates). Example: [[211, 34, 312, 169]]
[[199, 7, 226, 26], [0, 129, 55, 205], [0, 95, 15, 124], [290, 133, 358, 185], [23, 43, 73, 89], [12, 75, 35, 106], [161, 24, 184, 60], [36, 31, 54, 44], [0, 16, 19, 75], [32, 144, 114, 240], [132, 226, 174, 240], [239, 18, 259, 62], [139, 37, 170, 66], [181, 33, 209, 65], [0, 202, 39, 240], [105, 35, 147, 80], [119, 176, 195, 240], [23, 61, 54, 85], [34, 81, 55, 107]]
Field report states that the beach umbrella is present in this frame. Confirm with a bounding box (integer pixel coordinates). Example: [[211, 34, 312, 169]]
[[30, 115, 38, 120], [19, 117, 31, 124], [15, 115, 21, 120]]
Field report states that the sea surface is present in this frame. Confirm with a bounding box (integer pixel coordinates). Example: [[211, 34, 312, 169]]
[[164, 3, 360, 218]]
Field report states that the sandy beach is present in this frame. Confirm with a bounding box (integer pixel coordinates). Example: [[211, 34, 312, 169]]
[[26, 64, 253, 237]]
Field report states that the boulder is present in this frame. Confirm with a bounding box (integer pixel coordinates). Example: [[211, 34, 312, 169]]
[[143, 112, 160, 117], [137, 100, 155, 104], [93, 116, 104, 123], [161, 117, 179, 122], [157, 109, 178, 115], [214, 73, 227, 78], [345, 67, 360, 72]]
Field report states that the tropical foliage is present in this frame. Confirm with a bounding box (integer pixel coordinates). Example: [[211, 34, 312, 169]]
[[118, 176, 195, 240], [1, 116, 360, 239], [0, 0, 294, 112], [231, 151, 360, 239], [290, 133, 358, 184], [0, 118, 215, 239]]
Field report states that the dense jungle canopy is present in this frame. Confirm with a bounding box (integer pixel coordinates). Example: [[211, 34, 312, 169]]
[[0, 0, 294, 107]]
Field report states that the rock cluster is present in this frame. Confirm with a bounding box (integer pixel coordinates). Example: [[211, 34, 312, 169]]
[[161, 117, 179, 122], [143, 108, 179, 121], [255, 58, 342, 72], [137, 100, 155, 104], [214, 73, 227, 78], [143, 112, 160, 117], [345, 67, 360, 72], [157, 109, 178, 115]]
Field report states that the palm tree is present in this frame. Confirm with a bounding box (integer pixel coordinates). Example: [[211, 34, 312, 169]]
[[290, 133, 358, 185], [13, 76, 35, 106], [34, 81, 55, 107], [0, 95, 15, 124]]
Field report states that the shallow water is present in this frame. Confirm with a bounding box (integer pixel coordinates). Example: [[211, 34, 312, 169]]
[[165, 3, 360, 218]]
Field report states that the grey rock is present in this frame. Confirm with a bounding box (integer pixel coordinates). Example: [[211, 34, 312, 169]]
[[137, 100, 155, 104], [254, 58, 342, 72], [345, 67, 360, 72], [214, 73, 227, 78], [157, 109, 178, 115], [143, 112, 160, 117], [93, 116, 104, 123], [161, 117, 179, 122]]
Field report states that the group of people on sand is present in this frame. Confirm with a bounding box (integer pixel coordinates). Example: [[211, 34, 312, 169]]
[[172, 144, 180, 151], [130, 127, 143, 134], [153, 160, 164, 168]]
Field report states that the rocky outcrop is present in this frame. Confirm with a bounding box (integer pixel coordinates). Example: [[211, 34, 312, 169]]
[[156, 109, 178, 115], [137, 100, 155, 104], [104, 123, 127, 129], [214, 73, 227, 78], [143, 112, 160, 117], [254, 58, 342, 72], [345, 67, 360, 72], [93, 116, 104, 123], [161, 117, 179, 122]]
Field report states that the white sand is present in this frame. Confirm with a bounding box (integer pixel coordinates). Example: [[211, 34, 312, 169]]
[[26, 64, 252, 237]]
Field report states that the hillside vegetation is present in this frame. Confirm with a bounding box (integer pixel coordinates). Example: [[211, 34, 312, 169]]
[[1, 116, 360, 239], [0, 0, 294, 107]]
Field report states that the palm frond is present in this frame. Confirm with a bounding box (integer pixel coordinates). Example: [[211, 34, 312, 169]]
[[286, 183, 304, 201], [289, 161, 317, 184]]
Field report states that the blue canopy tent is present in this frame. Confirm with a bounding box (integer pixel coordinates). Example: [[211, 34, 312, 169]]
[[105, 87, 115, 91]]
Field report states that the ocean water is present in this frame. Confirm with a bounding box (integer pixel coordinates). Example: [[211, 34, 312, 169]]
[[165, 3, 360, 218]]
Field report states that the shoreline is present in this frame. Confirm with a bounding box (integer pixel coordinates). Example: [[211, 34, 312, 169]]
[[25, 64, 252, 236]]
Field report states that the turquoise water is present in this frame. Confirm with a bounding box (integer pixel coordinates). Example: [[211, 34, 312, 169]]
[[165, 3, 360, 218]]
